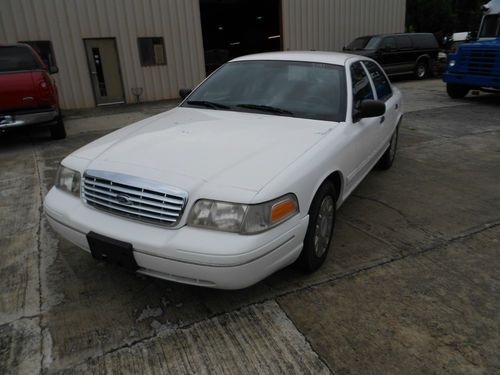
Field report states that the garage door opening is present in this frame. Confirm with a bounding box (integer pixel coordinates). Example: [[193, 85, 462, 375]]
[[199, 0, 282, 74]]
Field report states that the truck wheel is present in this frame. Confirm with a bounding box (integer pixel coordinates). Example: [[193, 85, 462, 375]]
[[297, 181, 336, 273], [50, 118, 66, 140], [446, 84, 469, 99], [415, 60, 428, 79]]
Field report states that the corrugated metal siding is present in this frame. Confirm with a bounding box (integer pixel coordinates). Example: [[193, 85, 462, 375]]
[[282, 0, 406, 52], [0, 0, 206, 109]]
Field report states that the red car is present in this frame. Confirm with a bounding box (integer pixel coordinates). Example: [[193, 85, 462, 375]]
[[0, 43, 65, 139]]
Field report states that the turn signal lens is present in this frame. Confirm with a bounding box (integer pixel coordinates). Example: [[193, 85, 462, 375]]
[[271, 198, 298, 223]]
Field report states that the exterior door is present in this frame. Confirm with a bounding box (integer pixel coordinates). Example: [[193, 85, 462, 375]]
[[84, 38, 125, 105], [342, 61, 381, 194]]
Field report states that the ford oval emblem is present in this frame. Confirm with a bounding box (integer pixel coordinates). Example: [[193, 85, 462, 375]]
[[116, 194, 133, 205]]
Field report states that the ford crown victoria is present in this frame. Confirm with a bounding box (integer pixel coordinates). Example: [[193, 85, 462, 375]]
[[44, 52, 403, 289]]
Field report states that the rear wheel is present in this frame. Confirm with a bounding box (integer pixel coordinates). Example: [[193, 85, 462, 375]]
[[446, 83, 469, 99], [377, 125, 399, 170], [50, 117, 66, 140], [415, 60, 428, 80], [298, 181, 336, 272]]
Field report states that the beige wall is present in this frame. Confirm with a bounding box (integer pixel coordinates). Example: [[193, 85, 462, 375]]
[[0, 0, 206, 109], [0, 0, 406, 109], [282, 0, 406, 51]]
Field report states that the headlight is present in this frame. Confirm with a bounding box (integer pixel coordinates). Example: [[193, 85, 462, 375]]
[[448, 59, 456, 67], [55, 165, 81, 197], [188, 194, 299, 234]]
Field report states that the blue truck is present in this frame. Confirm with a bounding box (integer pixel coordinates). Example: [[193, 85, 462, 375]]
[[443, 0, 500, 98]]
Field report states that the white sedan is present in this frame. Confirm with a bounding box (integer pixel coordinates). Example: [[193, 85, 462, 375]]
[[44, 52, 403, 289]]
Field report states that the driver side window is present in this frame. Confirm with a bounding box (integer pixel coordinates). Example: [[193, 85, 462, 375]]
[[350, 61, 374, 116]]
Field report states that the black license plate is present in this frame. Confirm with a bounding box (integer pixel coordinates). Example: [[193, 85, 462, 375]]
[[87, 232, 138, 271]]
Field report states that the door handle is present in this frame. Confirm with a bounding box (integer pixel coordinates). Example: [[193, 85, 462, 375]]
[[380, 116, 385, 124], [91, 71, 98, 75]]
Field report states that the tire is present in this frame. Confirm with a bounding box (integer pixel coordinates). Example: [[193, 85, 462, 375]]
[[377, 125, 399, 170], [297, 181, 336, 273], [415, 60, 428, 80], [50, 118, 66, 140], [446, 83, 469, 99]]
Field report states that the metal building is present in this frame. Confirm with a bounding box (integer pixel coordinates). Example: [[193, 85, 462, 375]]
[[0, 0, 406, 109]]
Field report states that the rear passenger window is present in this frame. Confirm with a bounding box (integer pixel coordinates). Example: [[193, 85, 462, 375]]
[[396, 36, 412, 49], [381, 37, 396, 50], [363, 61, 392, 101], [350, 61, 374, 116]]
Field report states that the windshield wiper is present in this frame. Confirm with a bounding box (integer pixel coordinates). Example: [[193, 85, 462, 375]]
[[186, 100, 230, 110], [236, 104, 294, 116]]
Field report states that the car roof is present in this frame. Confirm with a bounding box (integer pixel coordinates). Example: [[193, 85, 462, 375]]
[[355, 33, 435, 39], [231, 51, 360, 66]]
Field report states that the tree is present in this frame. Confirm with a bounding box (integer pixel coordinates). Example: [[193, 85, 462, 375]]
[[406, 0, 485, 37]]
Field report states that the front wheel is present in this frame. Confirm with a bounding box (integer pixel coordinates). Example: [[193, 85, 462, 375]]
[[446, 83, 469, 99], [298, 181, 336, 272]]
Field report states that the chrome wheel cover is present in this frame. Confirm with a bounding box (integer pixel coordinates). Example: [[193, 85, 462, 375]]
[[314, 196, 334, 258], [417, 65, 426, 78]]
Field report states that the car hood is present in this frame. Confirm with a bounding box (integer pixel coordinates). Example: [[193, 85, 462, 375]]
[[73, 107, 339, 193]]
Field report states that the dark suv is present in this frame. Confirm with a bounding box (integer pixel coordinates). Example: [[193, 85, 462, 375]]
[[344, 33, 439, 79], [0, 44, 65, 139]]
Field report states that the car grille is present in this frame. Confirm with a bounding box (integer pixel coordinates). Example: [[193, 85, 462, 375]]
[[457, 47, 500, 76], [82, 170, 188, 227]]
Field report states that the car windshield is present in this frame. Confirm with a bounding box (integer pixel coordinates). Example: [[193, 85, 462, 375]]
[[479, 15, 500, 38], [183, 60, 347, 122], [0, 46, 40, 72], [346, 36, 381, 50]]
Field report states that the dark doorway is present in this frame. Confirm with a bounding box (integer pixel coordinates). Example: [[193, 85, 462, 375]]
[[199, 0, 281, 74]]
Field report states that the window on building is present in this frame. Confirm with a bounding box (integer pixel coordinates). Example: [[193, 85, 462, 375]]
[[363, 61, 392, 102], [137, 37, 166, 66], [18, 40, 57, 69]]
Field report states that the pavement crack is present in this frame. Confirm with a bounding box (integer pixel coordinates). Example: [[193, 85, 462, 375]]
[[275, 299, 336, 375], [337, 217, 402, 254], [351, 194, 410, 222], [31, 142, 48, 375], [348, 194, 441, 240], [51, 220, 500, 372]]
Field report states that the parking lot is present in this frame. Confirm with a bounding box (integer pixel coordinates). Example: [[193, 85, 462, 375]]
[[1, 79, 499, 374]]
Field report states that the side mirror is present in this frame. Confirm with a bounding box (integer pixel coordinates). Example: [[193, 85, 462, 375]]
[[354, 100, 386, 122], [179, 88, 192, 100], [48, 66, 59, 74]]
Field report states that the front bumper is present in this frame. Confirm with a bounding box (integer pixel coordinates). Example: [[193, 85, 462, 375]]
[[443, 72, 500, 89], [44, 187, 309, 289], [0, 109, 59, 130]]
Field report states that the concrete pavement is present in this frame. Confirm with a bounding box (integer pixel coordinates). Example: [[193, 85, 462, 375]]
[[0, 79, 499, 374]]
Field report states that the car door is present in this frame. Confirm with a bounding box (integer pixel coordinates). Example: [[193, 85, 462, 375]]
[[341, 61, 383, 195], [395, 35, 414, 73], [376, 37, 398, 74], [362, 60, 399, 147]]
